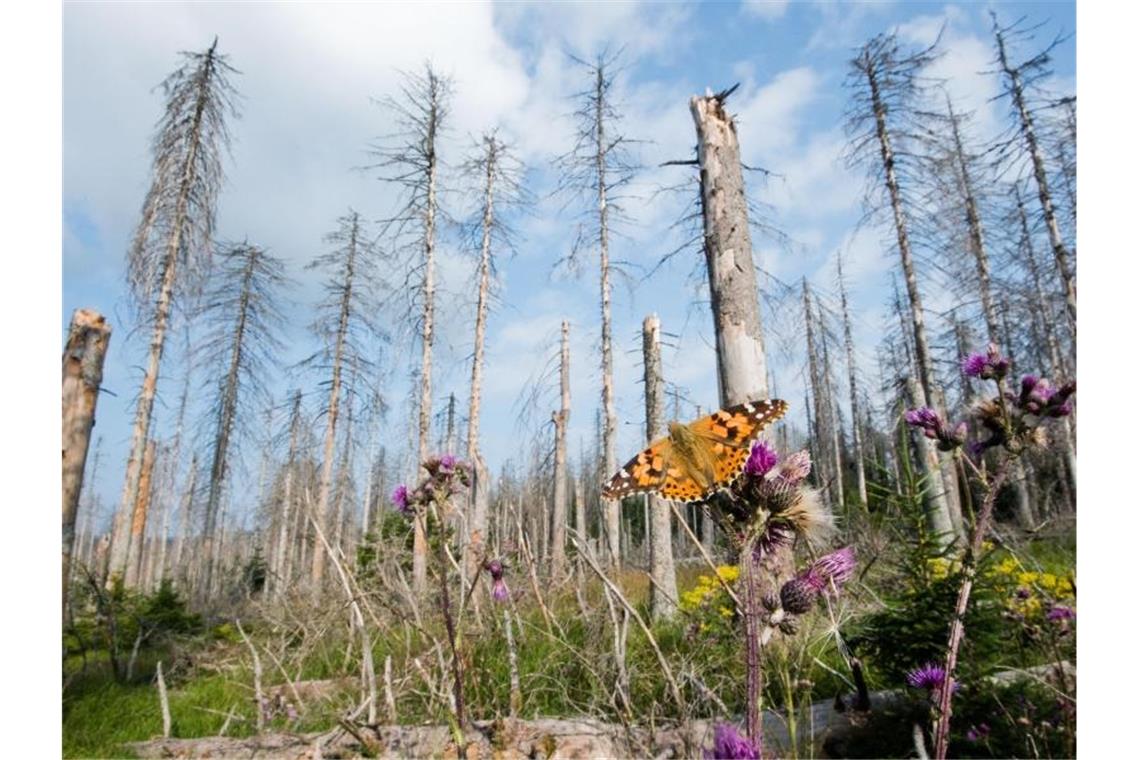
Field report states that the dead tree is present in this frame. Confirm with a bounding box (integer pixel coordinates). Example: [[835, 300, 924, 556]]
[[816, 302, 846, 515], [937, 96, 1036, 528], [62, 309, 111, 619], [460, 130, 527, 583], [554, 52, 640, 568], [125, 440, 158, 587], [643, 314, 678, 619], [801, 281, 833, 505], [690, 88, 770, 407], [371, 64, 451, 594], [270, 390, 303, 598], [551, 321, 571, 577], [845, 32, 959, 547], [303, 211, 382, 589], [991, 13, 1075, 331], [108, 39, 239, 585], [195, 241, 288, 597], [836, 254, 868, 509]]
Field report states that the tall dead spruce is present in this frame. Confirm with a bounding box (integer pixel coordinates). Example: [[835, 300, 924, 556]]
[[845, 33, 960, 547], [555, 53, 639, 568], [195, 242, 288, 597], [991, 13, 1076, 333], [107, 39, 239, 586], [371, 65, 451, 593], [303, 211, 383, 588], [459, 130, 527, 583]]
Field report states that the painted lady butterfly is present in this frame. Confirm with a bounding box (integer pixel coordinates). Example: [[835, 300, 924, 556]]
[[601, 399, 789, 503]]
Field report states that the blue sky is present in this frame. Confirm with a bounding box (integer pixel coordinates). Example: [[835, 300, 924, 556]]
[[62, 1, 1075, 532]]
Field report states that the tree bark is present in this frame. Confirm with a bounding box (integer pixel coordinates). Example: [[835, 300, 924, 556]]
[[690, 93, 770, 407], [551, 321, 571, 577], [172, 455, 196, 588], [994, 20, 1076, 331], [108, 46, 217, 586], [413, 90, 442, 597], [126, 440, 157, 587], [802, 282, 833, 505], [864, 64, 957, 547], [62, 309, 111, 620], [312, 217, 358, 589], [643, 315, 678, 619], [464, 137, 497, 584], [201, 247, 258, 595], [591, 69, 621, 571], [836, 256, 868, 509]]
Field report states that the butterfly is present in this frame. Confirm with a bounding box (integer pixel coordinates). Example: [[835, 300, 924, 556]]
[[601, 398, 789, 504]]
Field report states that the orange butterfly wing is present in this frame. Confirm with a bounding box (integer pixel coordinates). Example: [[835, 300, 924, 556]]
[[602, 437, 673, 500], [687, 398, 789, 491], [602, 398, 789, 503]]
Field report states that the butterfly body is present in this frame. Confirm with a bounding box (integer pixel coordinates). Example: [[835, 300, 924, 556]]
[[602, 398, 788, 504]]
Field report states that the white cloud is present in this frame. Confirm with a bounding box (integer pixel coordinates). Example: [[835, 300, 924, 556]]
[[742, 0, 789, 21], [733, 67, 820, 159]]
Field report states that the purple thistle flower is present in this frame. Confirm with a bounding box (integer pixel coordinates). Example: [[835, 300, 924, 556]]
[[961, 353, 988, 378], [780, 546, 857, 613], [966, 723, 991, 742], [906, 662, 954, 692], [745, 440, 778, 478], [904, 407, 940, 428], [962, 344, 1010, 380], [439, 453, 457, 473], [706, 723, 760, 760], [1046, 604, 1075, 622], [391, 485, 411, 514], [484, 559, 509, 603]]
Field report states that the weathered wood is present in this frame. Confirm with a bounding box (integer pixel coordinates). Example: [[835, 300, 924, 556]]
[[62, 308, 111, 620], [690, 92, 769, 408], [643, 314, 678, 619], [856, 46, 957, 547], [550, 321, 570, 577], [125, 440, 157, 588], [836, 254, 868, 509]]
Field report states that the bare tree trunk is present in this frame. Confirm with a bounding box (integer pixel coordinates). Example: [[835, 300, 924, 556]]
[[690, 91, 770, 407], [592, 70, 621, 571], [802, 282, 833, 505], [994, 18, 1076, 330], [464, 137, 496, 584], [1014, 186, 1076, 505], [865, 66, 957, 547], [412, 85, 443, 597], [171, 455, 197, 587], [109, 46, 221, 586], [201, 250, 258, 594], [836, 255, 868, 509], [643, 314, 678, 620], [946, 100, 1035, 529], [312, 219, 358, 589], [817, 303, 846, 514], [62, 309, 111, 620], [551, 321, 571, 577], [272, 392, 303, 599], [126, 441, 158, 587]]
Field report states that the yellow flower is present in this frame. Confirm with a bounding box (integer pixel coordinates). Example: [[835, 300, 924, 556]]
[[1017, 571, 1038, 587]]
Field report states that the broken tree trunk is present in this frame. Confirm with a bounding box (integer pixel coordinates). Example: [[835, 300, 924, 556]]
[[643, 314, 678, 620], [62, 308, 111, 621], [690, 90, 770, 408]]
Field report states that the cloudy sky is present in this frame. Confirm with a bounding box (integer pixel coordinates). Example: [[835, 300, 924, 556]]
[[62, 1, 1075, 528]]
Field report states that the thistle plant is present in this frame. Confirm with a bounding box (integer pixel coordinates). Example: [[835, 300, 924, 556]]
[[903, 343, 1074, 759], [391, 454, 473, 736], [707, 441, 857, 755]]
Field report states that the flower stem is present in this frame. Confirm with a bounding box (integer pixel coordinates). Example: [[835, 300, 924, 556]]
[[932, 456, 1011, 759], [741, 536, 765, 753]]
